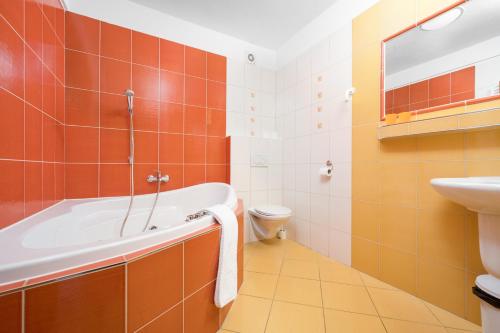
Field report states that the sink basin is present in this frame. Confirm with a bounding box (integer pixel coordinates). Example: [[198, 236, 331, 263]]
[[431, 177, 500, 214], [431, 177, 500, 278]]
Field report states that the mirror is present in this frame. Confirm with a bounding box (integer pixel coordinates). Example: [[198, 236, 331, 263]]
[[382, 0, 500, 125]]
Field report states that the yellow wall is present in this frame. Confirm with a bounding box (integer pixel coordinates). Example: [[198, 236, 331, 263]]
[[351, 0, 500, 324]]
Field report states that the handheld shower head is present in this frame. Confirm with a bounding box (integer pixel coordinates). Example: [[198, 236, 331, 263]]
[[125, 89, 134, 114]]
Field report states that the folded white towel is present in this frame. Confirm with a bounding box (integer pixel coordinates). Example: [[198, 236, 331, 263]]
[[205, 204, 238, 308]]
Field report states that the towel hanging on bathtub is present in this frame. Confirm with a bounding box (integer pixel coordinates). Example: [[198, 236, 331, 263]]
[[204, 204, 238, 308]]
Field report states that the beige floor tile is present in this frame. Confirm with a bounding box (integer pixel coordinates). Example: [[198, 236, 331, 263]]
[[244, 250, 252, 263], [239, 271, 278, 299], [233, 240, 479, 333], [285, 243, 319, 261], [425, 302, 482, 332], [222, 295, 272, 333], [322, 281, 377, 315], [245, 240, 286, 259], [368, 288, 440, 325], [245, 255, 283, 275], [383, 318, 448, 333], [266, 301, 325, 333], [360, 272, 399, 290], [319, 258, 363, 285], [446, 329, 481, 333], [324, 309, 386, 333], [281, 259, 320, 280], [275, 276, 323, 307]]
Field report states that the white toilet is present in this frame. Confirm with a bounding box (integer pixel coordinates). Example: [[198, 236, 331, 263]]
[[474, 275, 500, 332], [248, 205, 292, 240]]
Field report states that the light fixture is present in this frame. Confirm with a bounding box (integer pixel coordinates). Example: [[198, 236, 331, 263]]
[[420, 6, 464, 31]]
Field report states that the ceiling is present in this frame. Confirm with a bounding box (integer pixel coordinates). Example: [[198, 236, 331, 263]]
[[386, 0, 500, 75], [129, 0, 339, 49]]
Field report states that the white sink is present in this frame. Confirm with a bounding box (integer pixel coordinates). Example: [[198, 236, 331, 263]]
[[431, 177, 500, 214], [431, 177, 500, 278]]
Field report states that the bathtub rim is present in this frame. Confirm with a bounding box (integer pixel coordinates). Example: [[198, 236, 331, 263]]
[[0, 193, 242, 295]]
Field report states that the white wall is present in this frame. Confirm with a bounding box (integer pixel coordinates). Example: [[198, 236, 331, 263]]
[[230, 136, 283, 243], [276, 0, 378, 67], [226, 61, 278, 139], [386, 35, 500, 97], [476, 55, 500, 98], [64, 0, 277, 68], [226, 59, 281, 243], [269, 0, 377, 264], [275, 23, 354, 265]]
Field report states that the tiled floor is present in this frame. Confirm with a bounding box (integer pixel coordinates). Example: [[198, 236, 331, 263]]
[[220, 239, 482, 333]]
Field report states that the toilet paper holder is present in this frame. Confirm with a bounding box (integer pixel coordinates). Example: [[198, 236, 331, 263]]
[[319, 160, 334, 177]]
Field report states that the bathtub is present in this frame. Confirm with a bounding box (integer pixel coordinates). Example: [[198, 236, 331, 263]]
[[0, 183, 237, 286]]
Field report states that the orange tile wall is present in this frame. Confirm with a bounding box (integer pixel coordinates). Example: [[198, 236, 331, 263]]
[[386, 66, 475, 114], [64, 12, 228, 198], [0, 0, 65, 229], [352, 0, 499, 325], [1, 3, 229, 230]]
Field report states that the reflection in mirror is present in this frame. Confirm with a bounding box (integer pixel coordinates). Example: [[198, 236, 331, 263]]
[[382, 0, 500, 124]]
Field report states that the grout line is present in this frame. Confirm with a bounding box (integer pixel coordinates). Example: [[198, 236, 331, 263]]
[[183, 278, 217, 301], [182, 45, 186, 188], [204, 52, 208, 183], [40, 11, 46, 212], [65, 118, 227, 133], [182, 243, 185, 333], [124, 263, 128, 333], [1, 88, 63, 125], [21, 290, 25, 333], [262, 240, 286, 332], [23, 4, 27, 220], [133, 299, 184, 333], [97, 20, 101, 197], [65, 47, 226, 84], [422, 301, 447, 328], [127, 27, 134, 197], [62, 161, 227, 166], [361, 278, 389, 332], [1, 12, 64, 87], [62, 8, 66, 201]]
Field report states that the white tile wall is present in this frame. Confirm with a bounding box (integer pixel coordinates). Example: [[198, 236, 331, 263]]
[[227, 58, 284, 243], [276, 22, 353, 265], [227, 23, 353, 259], [226, 59, 278, 140], [230, 135, 284, 242]]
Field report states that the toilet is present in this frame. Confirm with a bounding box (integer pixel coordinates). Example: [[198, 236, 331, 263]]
[[473, 275, 500, 332], [248, 205, 292, 240]]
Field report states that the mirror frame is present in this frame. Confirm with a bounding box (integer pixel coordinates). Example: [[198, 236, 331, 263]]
[[379, 0, 500, 122]]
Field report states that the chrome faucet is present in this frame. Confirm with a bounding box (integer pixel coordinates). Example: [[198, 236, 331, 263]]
[[142, 170, 169, 233], [146, 171, 170, 184]]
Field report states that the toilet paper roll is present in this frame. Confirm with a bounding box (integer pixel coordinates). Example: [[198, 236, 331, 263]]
[[319, 166, 333, 177]]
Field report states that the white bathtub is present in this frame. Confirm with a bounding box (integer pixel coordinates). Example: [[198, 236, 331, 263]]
[[0, 183, 237, 286]]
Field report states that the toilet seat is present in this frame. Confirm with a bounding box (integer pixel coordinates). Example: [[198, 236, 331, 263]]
[[476, 275, 500, 300], [248, 205, 292, 239], [254, 205, 291, 217]]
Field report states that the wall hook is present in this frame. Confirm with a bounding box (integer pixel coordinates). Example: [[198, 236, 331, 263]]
[[345, 87, 356, 102]]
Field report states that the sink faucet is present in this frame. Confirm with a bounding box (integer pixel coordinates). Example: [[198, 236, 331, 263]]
[[146, 171, 170, 183]]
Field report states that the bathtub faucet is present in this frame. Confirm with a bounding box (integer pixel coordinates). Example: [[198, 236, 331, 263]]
[[146, 171, 170, 184], [141, 171, 169, 233]]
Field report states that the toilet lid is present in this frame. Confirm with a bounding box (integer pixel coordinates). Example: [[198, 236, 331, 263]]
[[476, 275, 500, 299], [254, 205, 291, 217]]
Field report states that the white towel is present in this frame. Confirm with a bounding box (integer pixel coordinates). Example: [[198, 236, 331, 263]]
[[205, 204, 238, 308]]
